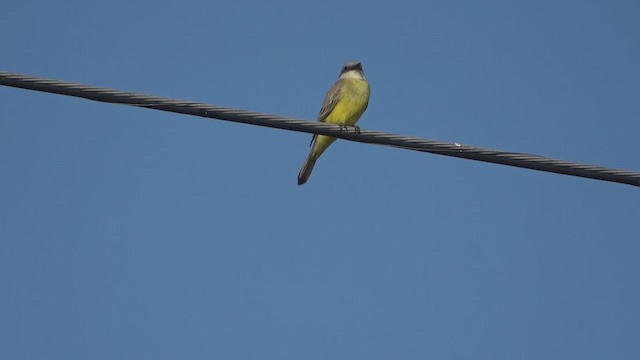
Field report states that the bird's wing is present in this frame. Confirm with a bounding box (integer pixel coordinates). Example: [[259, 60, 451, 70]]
[[308, 80, 343, 146], [317, 80, 343, 122]]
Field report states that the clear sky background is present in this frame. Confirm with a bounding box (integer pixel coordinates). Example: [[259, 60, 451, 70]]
[[1, 1, 639, 359]]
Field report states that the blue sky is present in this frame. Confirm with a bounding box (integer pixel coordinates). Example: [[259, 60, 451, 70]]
[[1, 0, 639, 359]]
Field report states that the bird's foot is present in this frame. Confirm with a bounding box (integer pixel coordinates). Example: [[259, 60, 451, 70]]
[[338, 125, 361, 135]]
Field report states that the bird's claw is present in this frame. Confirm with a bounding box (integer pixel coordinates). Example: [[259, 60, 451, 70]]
[[338, 125, 361, 135]]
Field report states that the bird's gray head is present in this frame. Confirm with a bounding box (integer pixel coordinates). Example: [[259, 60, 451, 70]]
[[338, 61, 365, 80], [340, 61, 363, 75]]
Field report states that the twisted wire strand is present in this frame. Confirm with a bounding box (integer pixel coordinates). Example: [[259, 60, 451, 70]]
[[1, 70, 638, 187]]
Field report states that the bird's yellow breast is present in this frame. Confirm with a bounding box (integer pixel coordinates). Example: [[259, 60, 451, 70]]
[[325, 79, 370, 126]]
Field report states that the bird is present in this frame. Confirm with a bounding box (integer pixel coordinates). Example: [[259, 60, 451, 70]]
[[297, 61, 371, 185]]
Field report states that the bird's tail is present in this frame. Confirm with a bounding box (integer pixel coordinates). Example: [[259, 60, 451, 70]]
[[297, 152, 317, 185]]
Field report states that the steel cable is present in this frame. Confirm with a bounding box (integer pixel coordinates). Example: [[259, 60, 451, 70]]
[[1, 70, 638, 187]]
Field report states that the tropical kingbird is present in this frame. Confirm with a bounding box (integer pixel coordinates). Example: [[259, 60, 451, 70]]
[[297, 61, 371, 185]]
